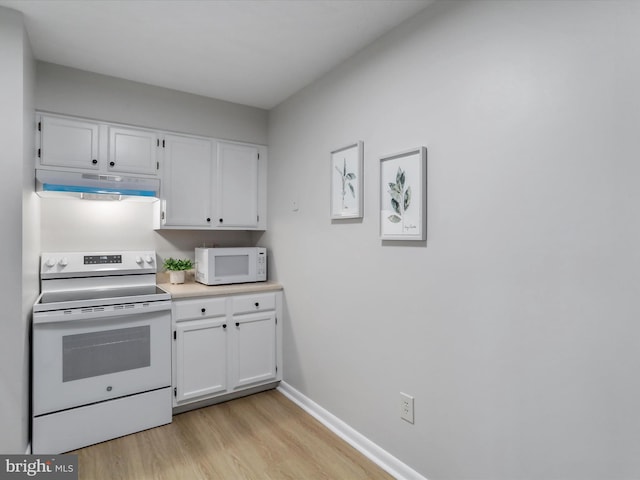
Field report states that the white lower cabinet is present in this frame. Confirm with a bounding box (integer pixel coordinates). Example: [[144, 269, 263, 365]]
[[230, 311, 277, 390], [175, 318, 227, 403], [172, 290, 282, 408]]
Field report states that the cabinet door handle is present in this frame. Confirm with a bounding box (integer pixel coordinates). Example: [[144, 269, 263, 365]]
[[201, 308, 206, 313], [219, 218, 223, 223], [91, 159, 98, 165], [254, 302, 259, 308], [109, 161, 115, 167], [206, 218, 211, 223], [235, 322, 240, 327], [222, 324, 227, 329]]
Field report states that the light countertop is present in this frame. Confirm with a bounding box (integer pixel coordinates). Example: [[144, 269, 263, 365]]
[[157, 280, 283, 299]]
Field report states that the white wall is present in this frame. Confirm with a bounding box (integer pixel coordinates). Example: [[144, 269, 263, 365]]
[[263, 1, 640, 478], [39, 198, 255, 260], [0, 6, 37, 454], [36, 63, 269, 260]]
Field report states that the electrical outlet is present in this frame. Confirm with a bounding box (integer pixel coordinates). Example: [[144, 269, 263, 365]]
[[400, 392, 414, 424]]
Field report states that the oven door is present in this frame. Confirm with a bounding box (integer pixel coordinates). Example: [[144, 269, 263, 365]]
[[32, 301, 171, 416]]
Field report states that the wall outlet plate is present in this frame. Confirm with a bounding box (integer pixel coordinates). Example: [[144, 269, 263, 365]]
[[400, 392, 414, 424]]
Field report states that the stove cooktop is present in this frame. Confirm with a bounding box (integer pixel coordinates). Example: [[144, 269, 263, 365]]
[[34, 285, 170, 313], [39, 285, 169, 304]]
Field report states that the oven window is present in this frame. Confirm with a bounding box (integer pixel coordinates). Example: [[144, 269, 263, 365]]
[[62, 326, 151, 382]]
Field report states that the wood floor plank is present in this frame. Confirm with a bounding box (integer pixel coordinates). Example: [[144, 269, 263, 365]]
[[70, 389, 394, 480]]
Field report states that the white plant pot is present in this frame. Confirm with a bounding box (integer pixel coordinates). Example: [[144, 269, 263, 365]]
[[169, 270, 185, 284]]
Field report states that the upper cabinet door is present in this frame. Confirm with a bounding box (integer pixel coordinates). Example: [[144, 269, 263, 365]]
[[162, 134, 214, 227], [108, 127, 159, 175], [39, 116, 100, 170], [216, 141, 259, 228]]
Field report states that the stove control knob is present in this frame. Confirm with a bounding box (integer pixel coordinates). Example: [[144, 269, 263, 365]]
[[45, 258, 56, 268], [145, 255, 154, 264], [135, 256, 143, 265], [58, 258, 68, 267]]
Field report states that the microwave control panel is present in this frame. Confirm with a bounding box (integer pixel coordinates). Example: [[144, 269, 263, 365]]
[[257, 252, 266, 279]]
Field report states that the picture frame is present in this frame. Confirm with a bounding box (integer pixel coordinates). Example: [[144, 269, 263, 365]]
[[379, 146, 427, 241], [330, 141, 363, 219]]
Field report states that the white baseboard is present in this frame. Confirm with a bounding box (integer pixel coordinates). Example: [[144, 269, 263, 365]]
[[277, 382, 427, 480]]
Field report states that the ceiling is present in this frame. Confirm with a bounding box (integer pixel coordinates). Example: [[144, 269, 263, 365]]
[[0, 0, 431, 109]]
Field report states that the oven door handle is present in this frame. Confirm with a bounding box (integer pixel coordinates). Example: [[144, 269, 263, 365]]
[[32, 300, 171, 325]]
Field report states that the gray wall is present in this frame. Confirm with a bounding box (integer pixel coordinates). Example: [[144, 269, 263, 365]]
[[0, 6, 37, 454], [36, 62, 269, 260], [263, 1, 640, 479], [36, 61, 268, 144]]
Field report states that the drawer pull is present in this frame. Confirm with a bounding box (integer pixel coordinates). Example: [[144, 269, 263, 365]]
[[201, 308, 206, 313], [222, 324, 227, 329], [235, 322, 240, 327], [254, 302, 259, 308]]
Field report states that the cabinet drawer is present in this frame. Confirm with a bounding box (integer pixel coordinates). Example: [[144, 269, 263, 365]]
[[174, 297, 227, 321], [232, 293, 276, 314]]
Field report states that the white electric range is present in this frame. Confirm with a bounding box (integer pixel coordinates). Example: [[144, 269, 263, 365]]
[[32, 251, 172, 454]]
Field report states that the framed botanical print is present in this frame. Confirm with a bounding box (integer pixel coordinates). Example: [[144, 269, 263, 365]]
[[330, 141, 363, 219], [379, 146, 427, 241]]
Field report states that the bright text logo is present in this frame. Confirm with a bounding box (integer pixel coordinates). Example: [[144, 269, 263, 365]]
[[0, 455, 77, 480]]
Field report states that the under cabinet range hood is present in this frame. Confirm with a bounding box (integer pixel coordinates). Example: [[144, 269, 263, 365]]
[[36, 169, 160, 201]]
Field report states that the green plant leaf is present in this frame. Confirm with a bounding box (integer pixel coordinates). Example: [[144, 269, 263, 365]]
[[404, 186, 411, 210], [388, 214, 401, 223], [348, 183, 355, 198], [396, 167, 405, 188], [346, 173, 356, 180], [388, 189, 402, 205], [163, 257, 194, 271], [391, 198, 400, 215]]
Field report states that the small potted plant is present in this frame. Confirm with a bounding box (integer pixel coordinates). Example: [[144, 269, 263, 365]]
[[163, 257, 194, 284]]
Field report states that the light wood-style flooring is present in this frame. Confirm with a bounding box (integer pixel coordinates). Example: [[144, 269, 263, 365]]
[[71, 389, 394, 480]]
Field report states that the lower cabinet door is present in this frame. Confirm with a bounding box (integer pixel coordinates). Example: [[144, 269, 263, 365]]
[[230, 311, 277, 390], [175, 318, 227, 403]]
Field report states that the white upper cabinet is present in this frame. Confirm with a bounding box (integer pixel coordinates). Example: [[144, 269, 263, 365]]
[[37, 113, 159, 177], [158, 138, 267, 231], [39, 115, 100, 170], [216, 142, 259, 228], [36, 112, 268, 231], [108, 126, 159, 175], [161, 134, 214, 227]]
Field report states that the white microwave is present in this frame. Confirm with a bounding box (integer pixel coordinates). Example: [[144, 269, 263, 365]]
[[195, 247, 267, 286]]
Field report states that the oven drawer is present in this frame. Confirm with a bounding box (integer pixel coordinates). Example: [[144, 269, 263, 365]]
[[32, 387, 172, 454], [232, 293, 276, 314], [174, 297, 227, 321]]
